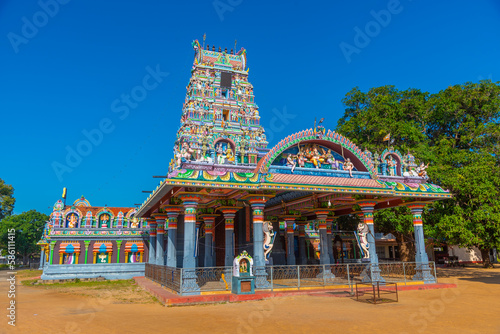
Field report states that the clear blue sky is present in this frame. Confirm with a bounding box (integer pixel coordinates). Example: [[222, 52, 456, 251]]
[[1, 0, 499, 215]]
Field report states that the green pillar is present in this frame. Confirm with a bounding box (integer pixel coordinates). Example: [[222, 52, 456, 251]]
[[49, 241, 56, 264], [84, 241, 90, 264], [116, 240, 122, 263]]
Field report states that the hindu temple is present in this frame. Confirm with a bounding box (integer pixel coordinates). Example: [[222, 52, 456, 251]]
[[39, 40, 451, 291]]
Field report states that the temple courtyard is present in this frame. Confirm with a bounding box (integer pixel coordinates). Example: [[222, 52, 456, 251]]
[[1, 266, 499, 333]]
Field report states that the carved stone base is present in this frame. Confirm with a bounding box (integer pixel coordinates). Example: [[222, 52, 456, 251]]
[[254, 267, 271, 289], [316, 269, 335, 280], [181, 269, 200, 295], [413, 263, 436, 283], [361, 264, 385, 283]]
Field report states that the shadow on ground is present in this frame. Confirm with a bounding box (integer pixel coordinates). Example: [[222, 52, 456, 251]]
[[437, 265, 500, 285]]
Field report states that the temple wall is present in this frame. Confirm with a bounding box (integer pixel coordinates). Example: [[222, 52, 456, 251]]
[[448, 245, 483, 263], [41, 263, 145, 280]]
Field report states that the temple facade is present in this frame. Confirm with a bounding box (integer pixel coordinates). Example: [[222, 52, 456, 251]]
[[38, 196, 148, 280], [39, 40, 451, 288], [135, 40, 451, 293]]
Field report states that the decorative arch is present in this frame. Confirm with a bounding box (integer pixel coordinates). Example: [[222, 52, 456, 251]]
[[213, 136, 236, 149], [117, 211, 124, 228], [95, 208, 114, 228], [125, 209, 138, 228], [381, 148, 404, 176], [73, 196, 90, 207], [258, 128, 377, 177], [84, 211, 93, 228], [63, 208, 82, 228]]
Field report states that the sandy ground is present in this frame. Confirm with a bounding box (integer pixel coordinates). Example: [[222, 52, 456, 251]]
[[1, 267, 499, 334]]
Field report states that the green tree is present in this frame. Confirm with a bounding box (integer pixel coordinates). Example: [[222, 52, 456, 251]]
[[0, 178, 15, 221], [337, 85, 430, 261], [423, 81, 500, 267], [0, 210, 49, 265], [337, 81, 500, 267]]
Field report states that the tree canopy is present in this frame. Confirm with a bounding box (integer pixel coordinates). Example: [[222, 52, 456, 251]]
[[0, 210, 49, 264], [336, 81, 500, 266], [0, 178, 15, 221]]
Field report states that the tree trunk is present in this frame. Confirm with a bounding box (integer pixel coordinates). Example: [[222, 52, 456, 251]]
[[395, 233, 415, 262], [480, 247, 493, 268]]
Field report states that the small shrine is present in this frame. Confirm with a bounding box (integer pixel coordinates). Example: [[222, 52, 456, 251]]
[[231, 250, 255, 294]]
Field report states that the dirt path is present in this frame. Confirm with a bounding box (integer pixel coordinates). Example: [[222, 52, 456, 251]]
[[1, 267, 499, 334]]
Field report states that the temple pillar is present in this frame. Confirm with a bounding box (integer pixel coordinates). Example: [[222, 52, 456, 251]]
[[406, 202, 435, 283], [244, 194, 274, 289], [163, 206, 182, 268], [84, 240, 90, 264], [200, 214, 218, 267], [314, 210, 331, 265], [116, 240, 122, 264], [49, 241, 55, 264], [179, 193, 203, 295], [298, 222, 307, 265], [196, 218, 203, 267], [147, 218, 157, 264], [314, 210, 335, 279], [327, 218, 335, 265], [152, 213, 167, 265], [39, 247, 45, 269], [358, 201, 384, 282], [269, 219, 286, 265], [218, 206, 241, 271], [282, 216, 297, 265]]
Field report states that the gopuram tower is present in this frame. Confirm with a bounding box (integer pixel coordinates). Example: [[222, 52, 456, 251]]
[[170, 40, 268, 174]]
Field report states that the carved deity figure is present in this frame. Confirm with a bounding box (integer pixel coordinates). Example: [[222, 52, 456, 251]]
[[311, 146, 322, 169], [263, 221, 276, 262], [344, 158, 355, 177], [297, 153, 306, 168], [226, 147, 235, 164], [100, 214, 109, 228], [373, 152, 380, 174], [130, 217, 139, 229], [417, 162, 429, 178], [321, 148, 338, 169], [386, 156, 397, 176], [286, 154, 297, 173], [68, 214, 77, 228], [357, 222, 370, 259], [216, 143, 226, 164]]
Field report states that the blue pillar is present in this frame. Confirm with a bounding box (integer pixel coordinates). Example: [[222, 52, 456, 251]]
[[164, 207, 181, 268], [203, 217, 215, 267], [222, 212, 236, 266], [315, 212, 330, 265], [327, 219, 335, 265], [358, 202, 384, 283], [180, 195, 201, 295], [249, 199, 271, 288], [408, 203, 435, 283], [156, 225, 165, 265], [148, 220, 157, 264], [315, 210, 335, 279], [298, 223, 307, 265], [284, 218, 296, 265]]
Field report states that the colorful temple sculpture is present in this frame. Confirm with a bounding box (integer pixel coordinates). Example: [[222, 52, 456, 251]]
[[135, 40, 452, 294], [38, 196, 148, 280]]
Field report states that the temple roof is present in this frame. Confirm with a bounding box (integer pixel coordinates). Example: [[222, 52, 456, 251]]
[[265, 174, 384, 188]]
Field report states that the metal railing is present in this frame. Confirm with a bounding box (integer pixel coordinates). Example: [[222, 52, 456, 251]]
[[145, 261, 436, 295], [146, 264, 182, 293]]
